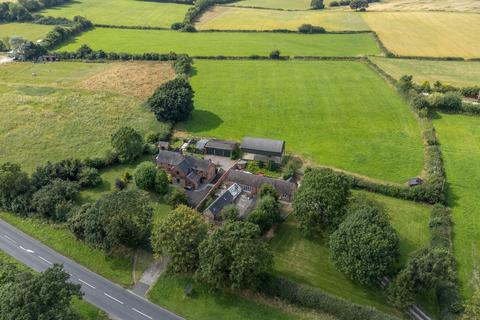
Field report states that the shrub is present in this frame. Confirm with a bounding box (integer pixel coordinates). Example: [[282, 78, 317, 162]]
[[165, 187, 188, 207], [134, 162, 158, 191], [310, 0, 325, 9], [147, 78, 195, 123], [247, 195, 281, 233], [31, 179, 79, 221], [298, 24, 326, 34], [329, 1, 339, 7], [154, 169, 169, 195], [221, 204, 240, 221], [429, 92, 462, 112], [173, 54, 193, 75], [111, 127, 144, 163], [0, 162, 32, 214], [78, 166, 101, 187], [350, 0, 368, 11], [269, 50, 280, 59], [171, 22, 184, 30]]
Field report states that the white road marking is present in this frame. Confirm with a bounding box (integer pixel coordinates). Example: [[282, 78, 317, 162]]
[[78, 279, 96, 289], [19, 246, 34, 253], [104, 293, 124, 305], [2, 234, 17, 244], [38, 256, 53, 265], [132, 308, 153, 319]]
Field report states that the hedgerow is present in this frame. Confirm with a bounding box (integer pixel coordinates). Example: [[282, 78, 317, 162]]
[[40, 16, 93, 49]]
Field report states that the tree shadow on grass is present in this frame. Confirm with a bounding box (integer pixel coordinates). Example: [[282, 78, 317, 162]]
[[187, 110, 223, 133]]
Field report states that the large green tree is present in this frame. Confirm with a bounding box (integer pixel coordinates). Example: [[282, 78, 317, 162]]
[[293, 168, 350, 235], [134, 161, 158, 191], [196, 221, 272, 289], [247, 195, 281, 234], [329, 204, 400, 285], [111, 127, 144, 164], [0, 262, 82, 320], [147, 78, 194, 123], [68, 190, 153, 252], [31, 179, 79, 221], [151, 205, 208, 273]]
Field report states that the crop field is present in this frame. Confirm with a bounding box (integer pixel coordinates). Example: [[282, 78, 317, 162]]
[[0, 23, 52, 41], [41, 0, 191, 28], [197, 6, 370, 31], [0, 62, 172, 172], [370, 57, 480, 87], [434, 114, 480, 298], [363, 12, 480, 58], [57, 28, 379, 57], [185, 60, 423, 183], [228, 0, 311, 10], [369, 0, 480, 13], [149, 274, 336, 320]]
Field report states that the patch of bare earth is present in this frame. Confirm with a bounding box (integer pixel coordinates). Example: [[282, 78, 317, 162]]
[[369, 0, 480, 13], [196, 6, 231, 26], [76, 62, 175, 99]]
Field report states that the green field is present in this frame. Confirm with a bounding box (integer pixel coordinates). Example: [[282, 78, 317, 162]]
[[0, 23, 52, 41], [270, 192, 430, 316], [434, 114, 480, 298], [369, 57, 480, 87], [0, 62, 169, 172], [42, 0, 190, 27], [57, 28, 380, 57], [149, 274, 336, 320], [197, 6, 370, 31], [185, 60, 423, 183]]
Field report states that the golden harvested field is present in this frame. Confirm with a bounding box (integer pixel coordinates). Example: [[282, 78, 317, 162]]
[[370, 57, 480, 87], [369, 0, 480, 13], [229, 0, 311, 10], [197, 6, 370, 31], [363, 12, 480, 58], [76, 62, 175, 99]]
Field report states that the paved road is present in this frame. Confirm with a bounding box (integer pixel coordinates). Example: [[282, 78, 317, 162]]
[[0, 219, 184, 320]]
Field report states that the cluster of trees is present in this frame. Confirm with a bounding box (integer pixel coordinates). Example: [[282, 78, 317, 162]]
[[69, 190, 153, 252], [0, 261, 82, 319], [310, 0, 324, 9], [56, 45, 181, 61], [0, 0, 71, 23], [0, 159, 101, 221], [152, 206, 272, 290], [134, 162, 169, 195], [172, 54, 194, 75], [9, 37, 46, 61], [350, 0, 369, 11], [293, 169, 401, 288], [40, 16, 92, 49], [298, 24, 326, 34], [147, 78, 195, 123], [329, 0, 352, 7], [247, 184, 281, 233]]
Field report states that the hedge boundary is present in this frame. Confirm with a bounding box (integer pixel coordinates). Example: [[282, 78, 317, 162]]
[[260, 276, 401, 320]]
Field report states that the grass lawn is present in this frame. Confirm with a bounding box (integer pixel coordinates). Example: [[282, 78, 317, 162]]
[[57, 28, 380, 57], [197, 6, 370, 31], [41, 0, 191, 27], [229, 0, 311, 10], [270, 192, 432, 316], [185, 60, 423, 183], [370, 57, 480, 87], [363, 12, 480, 58], [149, 274, 336, 320], [0, 23, 52, 41], [434, 114, 480, 298]]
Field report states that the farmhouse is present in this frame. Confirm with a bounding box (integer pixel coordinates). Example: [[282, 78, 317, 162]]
[[204, 183, 242, 221], [241, 137, 285, 165], [156, 150, 216, 190], [226, 170, 296, 202]]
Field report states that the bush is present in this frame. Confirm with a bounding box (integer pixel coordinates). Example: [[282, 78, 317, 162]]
[[298, 24, 326, 34], [310, 0, 325, 9], [147, 78, 195, 123], [78, 166, 101, 187], [154, 169, 169, 195], [31, 179, 79, 221], [134, 162, 158, 191], [173, 54, 193, 75], [171, 22, 184, 30], [111, 127, 144, 163], [165, 187, 188, 207], [247, 195, 281, 233], [0, 162, 32, 214], [329, 1, 339, 6], [269, 50, 280, 59], [221, 204, 240, 221], [429, 92, 462, 112]]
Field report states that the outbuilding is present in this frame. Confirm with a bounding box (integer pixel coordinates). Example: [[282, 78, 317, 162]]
[[240, 137, 285, 165], [205, 140, 238, 158]]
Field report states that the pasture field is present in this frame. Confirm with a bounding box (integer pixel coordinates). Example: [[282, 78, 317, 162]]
[[41, 0, 190, 28], [185, 60, 423, 183], [434, 114, 480, 298], [370, 57, 480, 87], [148, 274, 336, 320], [363, 12, 480, 58], [197, 6, 370, 31], [57, 28, 380, 57], [0, 23, 52, 41], [0, 62, 172, 172], [270, 192, 430, 316], [369, 0, 480, 13]]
